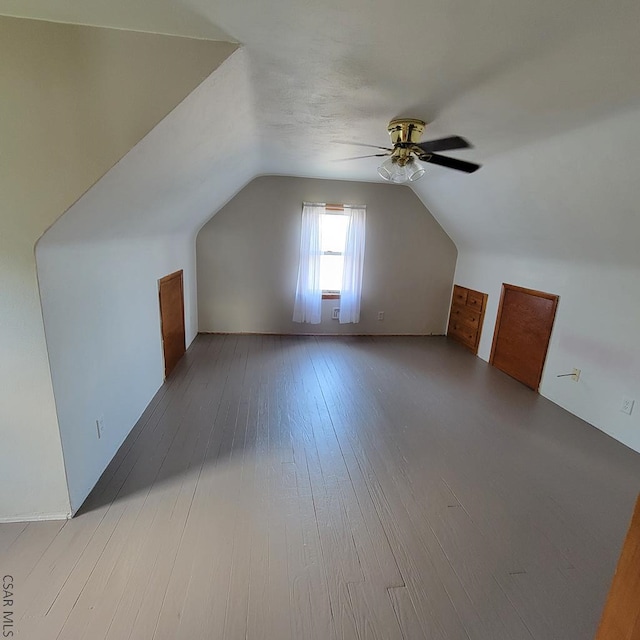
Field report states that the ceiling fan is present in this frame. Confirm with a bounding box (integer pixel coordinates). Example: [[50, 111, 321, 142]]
[[339, 118, 481, 183]]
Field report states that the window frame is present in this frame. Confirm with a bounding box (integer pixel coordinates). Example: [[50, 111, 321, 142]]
[[320, 206, 349, 299]]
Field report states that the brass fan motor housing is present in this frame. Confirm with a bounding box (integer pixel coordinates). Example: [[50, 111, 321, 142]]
[[387, 118, 426, 144], [387, 118, 426, 166]]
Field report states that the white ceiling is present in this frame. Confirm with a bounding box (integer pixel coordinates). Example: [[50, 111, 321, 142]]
[[9, 0, 640, 264]]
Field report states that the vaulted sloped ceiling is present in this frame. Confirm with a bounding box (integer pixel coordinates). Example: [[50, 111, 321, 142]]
[[5, 0, 640, 263], [1, 14, 237, 248], [42, 47, 259, 244]]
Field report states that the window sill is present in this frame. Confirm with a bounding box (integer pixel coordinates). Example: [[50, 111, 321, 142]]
[[322, 293, 341, 300]]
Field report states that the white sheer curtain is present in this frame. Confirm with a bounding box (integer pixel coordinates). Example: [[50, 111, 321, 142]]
[[339, 206, 366, 323], [293, 203, 324, 324]]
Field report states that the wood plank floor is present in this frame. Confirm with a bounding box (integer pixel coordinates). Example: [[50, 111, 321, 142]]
[[2, 334, 640, 640]]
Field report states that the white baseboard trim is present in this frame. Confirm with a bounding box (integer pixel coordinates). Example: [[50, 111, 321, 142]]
[[199, 331, 445, 337], [0, 511, 72, 524]]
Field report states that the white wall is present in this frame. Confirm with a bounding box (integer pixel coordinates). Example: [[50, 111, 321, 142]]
[[36, 234, 198, 511], [414, 102, 640, 455], [0, 16, 234, 521], [455, 255, 640, 453], [0, 252, 70, 521], [197, 176, 457, 335], [32, 48, 257, 514]]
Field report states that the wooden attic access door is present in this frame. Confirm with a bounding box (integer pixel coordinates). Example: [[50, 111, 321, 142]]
[[158, 270, 186, 378], [596, 495, 640, 639], [490, 284, 559, 391]]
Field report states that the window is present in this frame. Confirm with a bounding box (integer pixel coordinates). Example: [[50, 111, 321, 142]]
[[293, 202, 366, 325], [320, 211, 349, 296]]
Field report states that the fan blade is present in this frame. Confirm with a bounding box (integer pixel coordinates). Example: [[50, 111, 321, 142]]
[[333, 153, 390, 162], [420, 152, 481, 173], [335, 141, 394, 152], [413, 136, 472, 153]]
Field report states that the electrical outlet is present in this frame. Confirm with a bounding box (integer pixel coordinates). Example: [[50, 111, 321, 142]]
[[621, 398, 635, 415], [96, 415, 105, 439], [571, 368, 581, 382], [377, 311, 385, 321], [332, 307, 340, 320]]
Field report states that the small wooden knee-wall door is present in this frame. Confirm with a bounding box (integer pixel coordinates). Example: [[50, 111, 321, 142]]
[[490, 284, 559, 391], [158, 270, 186, 378], [596, 495, 640, 639]]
